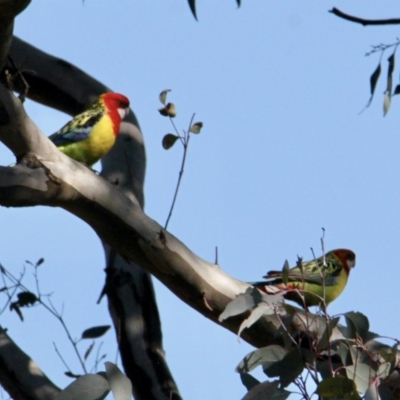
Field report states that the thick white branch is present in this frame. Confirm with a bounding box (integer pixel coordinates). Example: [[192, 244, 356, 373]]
[[0, 326, 60, 400]]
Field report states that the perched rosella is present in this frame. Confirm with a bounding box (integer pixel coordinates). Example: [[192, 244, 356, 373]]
[[49, 93, 130, 166], [252, 249, 356, 308]]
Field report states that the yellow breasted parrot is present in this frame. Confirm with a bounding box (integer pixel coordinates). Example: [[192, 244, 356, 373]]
[[49, 92, 130, 166], [253, 249, 356, 308]]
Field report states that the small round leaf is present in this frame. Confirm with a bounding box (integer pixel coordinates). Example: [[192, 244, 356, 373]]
[[159, 89, 171, 105], [158, 102, 177, 117], [189, 122, 203, 134], [162, 134, 179, 150]]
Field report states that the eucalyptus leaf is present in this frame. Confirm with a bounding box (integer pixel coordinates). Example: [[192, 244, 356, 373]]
[[316, 376, 360, 400], [162, 134, 179, 150], [346, 363, 377, 393], [81, 326, 111, 339], [236, 345, 287, 374], [344, 311, 369, 341], [187, 0, 197, 20], [219, 287, 260, 322], [105, 362, 132, 400], [240, 372, 260, 391], [54, 374, 110, 400], [241, 380, 290, 400], [159, 89, 171, 105]]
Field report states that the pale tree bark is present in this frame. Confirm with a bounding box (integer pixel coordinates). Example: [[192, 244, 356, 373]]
[[0, 326, 60, 400]]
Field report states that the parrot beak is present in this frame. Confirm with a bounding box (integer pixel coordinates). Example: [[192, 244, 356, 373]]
[[346, 258, 356, 269], [117, 107, 129, 119]]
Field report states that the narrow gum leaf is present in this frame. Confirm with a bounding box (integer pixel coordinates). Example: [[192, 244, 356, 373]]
[[36, 258, 44, 267], [370, 63, 381, 96], [363, 63, 382, 111], [188, 0, 198, 20], [393, 84, 400, 95], [387, 53, 395, 94], [162, 134, 179, 150], [383, 92, 391, 116], [81, 325, 111, 339], [84, 342, 95, 360]]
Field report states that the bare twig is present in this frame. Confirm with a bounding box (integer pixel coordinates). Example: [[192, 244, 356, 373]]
[[164, 113, 196, 229], [53, 342, 72, 373], [330, 7, 400, 26], [0, 264, 26, 314], [365, 39, 400, 57], [0, 263, 88, 373], [48, 298, 87, 374]]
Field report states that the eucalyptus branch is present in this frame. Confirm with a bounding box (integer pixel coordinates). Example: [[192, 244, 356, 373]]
[[164, 113, 195, 230]]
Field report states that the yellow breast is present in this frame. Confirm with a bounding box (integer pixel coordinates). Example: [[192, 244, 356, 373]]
[[58, 116, 116, 166], [302, 268, 349, 306]]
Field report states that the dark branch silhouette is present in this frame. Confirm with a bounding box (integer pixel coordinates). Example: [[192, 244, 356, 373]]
[[330, 7, 400, 26]]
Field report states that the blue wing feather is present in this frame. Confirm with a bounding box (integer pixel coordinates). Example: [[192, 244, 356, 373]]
[[49, 111, 103, 145]]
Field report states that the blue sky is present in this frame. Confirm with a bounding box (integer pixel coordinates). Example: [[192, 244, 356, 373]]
[[1, 1, 400, 399]]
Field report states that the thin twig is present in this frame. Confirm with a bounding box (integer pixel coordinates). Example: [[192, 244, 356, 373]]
[[33, 265, 41, 301], [0, 264, 87, 373], [164, 113, 195, 229], [48, 298, 87, 374], [53, 341, 72, 373], [0, 265, 26, 314], [274, 307, 298, 347], [365, 39, 400, 57], [92, 341, 105, 373]]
